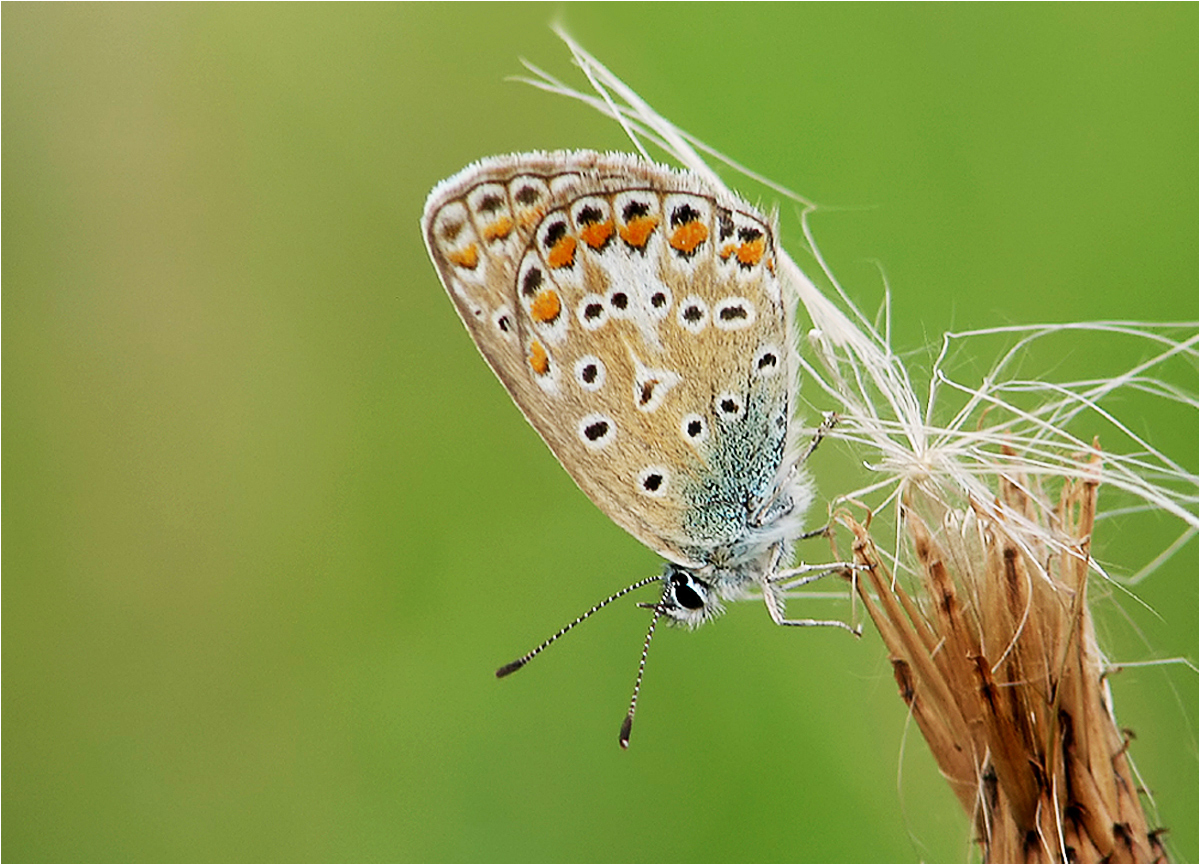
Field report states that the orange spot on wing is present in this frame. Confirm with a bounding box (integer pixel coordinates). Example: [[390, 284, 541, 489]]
[[736, 237, 765, 266], [579, 219, 615, 249], [546, 235, 577, 269], [447, 244, 479, 269], [528, 340, 550, 375], [530, 290, 561, 323], [619, 215, 659, 249], [482, 216, 513, 242], [669, 221, 709, 254], [718, 243, 736, 260]]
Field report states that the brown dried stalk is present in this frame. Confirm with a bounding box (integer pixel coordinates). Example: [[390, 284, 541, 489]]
[[838, 449, 1167, 863]]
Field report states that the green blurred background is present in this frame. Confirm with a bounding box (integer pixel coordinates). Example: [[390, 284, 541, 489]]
[[4, 4, 1196, 861]]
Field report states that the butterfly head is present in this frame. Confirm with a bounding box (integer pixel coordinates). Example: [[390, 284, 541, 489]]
[[649, 564, 724, 628]]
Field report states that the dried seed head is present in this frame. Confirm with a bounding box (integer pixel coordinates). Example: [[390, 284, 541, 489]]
[[839, 453, 1167, 863]]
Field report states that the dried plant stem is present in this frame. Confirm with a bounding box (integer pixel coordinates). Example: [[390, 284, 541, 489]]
[[527, 31, 1194, 859], [838, 452, 1167, 863]]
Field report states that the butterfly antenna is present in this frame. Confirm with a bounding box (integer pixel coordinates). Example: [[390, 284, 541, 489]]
[[496, 574, 660, 678], [618, 582, 670, 749]]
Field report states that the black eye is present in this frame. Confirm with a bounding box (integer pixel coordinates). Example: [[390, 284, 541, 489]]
[[672, 575, 705, 610]]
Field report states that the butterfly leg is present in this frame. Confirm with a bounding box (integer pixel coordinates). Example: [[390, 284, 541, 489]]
[[796, 411, 839, 467], [765, 545, 858, 590], [797, 521, 833, 541], [760, 546, 862, 634], [771, 562, 859, 591], [760, 578, 861, 635]]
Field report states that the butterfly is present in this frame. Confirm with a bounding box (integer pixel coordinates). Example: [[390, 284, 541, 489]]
[[422, 151, 855, 746]]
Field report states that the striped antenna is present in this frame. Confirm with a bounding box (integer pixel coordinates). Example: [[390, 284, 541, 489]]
[[495, 574, 660, 678], [619, 583, 670, 749]]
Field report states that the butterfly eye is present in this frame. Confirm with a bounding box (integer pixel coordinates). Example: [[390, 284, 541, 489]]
[[668, 571, 709, 611], [714, 212, 772, 273]]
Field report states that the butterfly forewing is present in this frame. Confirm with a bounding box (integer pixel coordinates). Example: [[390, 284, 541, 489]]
[[423, 152, 794, 567]]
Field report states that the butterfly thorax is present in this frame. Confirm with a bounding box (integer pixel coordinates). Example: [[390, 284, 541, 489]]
[[658, 455, 812, 627]]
